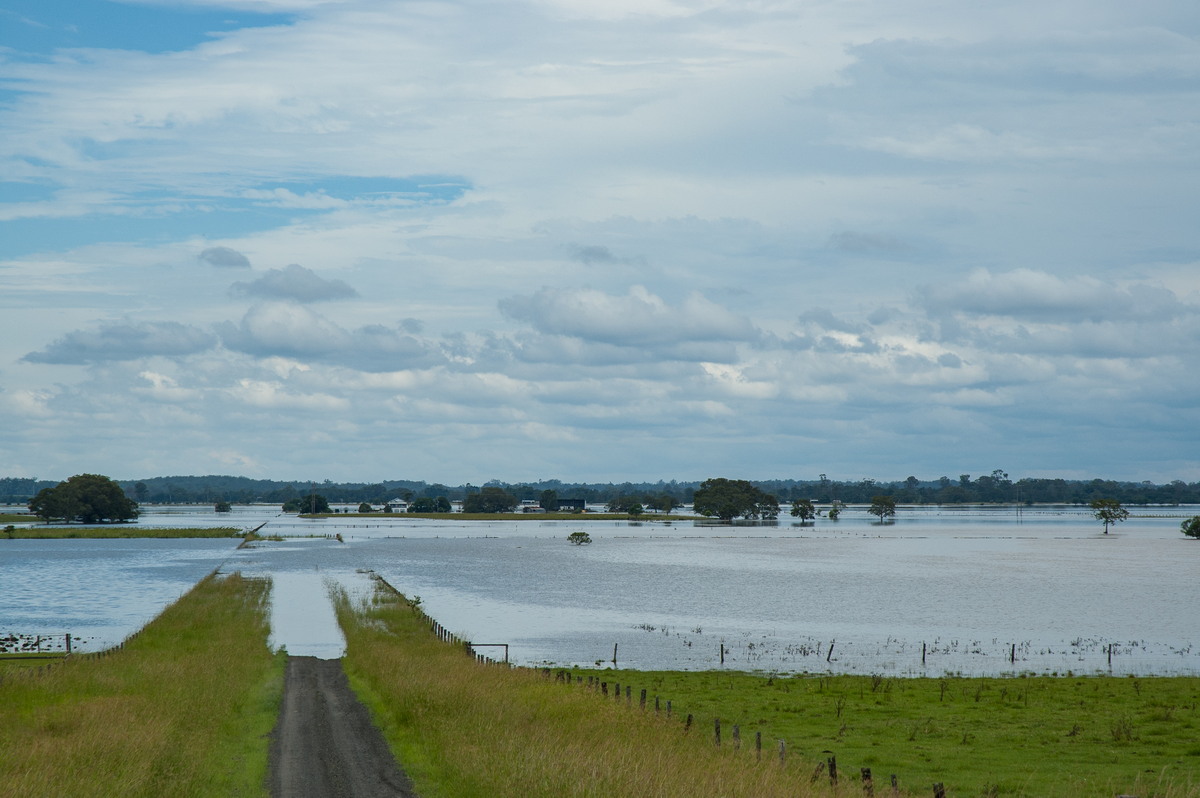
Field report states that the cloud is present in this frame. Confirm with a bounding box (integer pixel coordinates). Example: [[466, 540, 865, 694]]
[[216, 302, 443, 370], [230, 264, 358, 303], [199, 246, 251, 268], [921, 268, 1188, 324], [22, 320, 217, 364], [499, 285, 760, 348]]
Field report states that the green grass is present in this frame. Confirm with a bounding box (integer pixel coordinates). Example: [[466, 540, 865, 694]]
[[4, 525, 242, 539], [337, 578, 836, 798], [0, 572, 284, 797], [0, 513, 34, 523], [572, 668, 1200, 797]]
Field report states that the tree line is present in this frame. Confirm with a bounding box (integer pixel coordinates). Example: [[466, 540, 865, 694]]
[[3, 471, 1200, 507]]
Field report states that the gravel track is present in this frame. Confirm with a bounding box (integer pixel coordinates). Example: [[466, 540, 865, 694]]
[[269, 656, 416, 798]]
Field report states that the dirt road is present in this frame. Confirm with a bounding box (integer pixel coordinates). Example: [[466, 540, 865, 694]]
[[269, 656, 417, 798]]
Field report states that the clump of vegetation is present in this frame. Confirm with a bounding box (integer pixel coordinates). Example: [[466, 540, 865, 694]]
[[1181, 516, 1200, 539], [0, 572, 283, 796], [567, 530, 592, 545]]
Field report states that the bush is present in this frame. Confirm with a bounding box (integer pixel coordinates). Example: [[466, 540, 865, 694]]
[[1181, 516, 1200, 538]]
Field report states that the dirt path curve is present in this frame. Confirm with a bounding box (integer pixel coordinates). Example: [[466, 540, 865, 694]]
[[270, 656, 417, 798]]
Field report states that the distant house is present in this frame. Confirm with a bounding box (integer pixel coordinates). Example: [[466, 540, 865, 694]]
[[519, 499, 545, 513], [387, 498, 409, 512], [557, 499, 585, 511]]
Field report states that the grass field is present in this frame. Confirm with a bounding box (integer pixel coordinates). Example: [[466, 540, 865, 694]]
[[3, 525, 242, 539], [567, 668, 1200, 797], [0, 513, 33, 523], [0, 572, 284, 797]]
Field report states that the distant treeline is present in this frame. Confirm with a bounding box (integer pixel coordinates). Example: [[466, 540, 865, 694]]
[[2, 472, 1199, 507]]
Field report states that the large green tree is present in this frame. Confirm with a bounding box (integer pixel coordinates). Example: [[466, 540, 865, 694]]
[[29, 474, 139, 523], [1090, 498, 1129, 534], [409, 496, 452, 513], [693, 478, 779, 521]]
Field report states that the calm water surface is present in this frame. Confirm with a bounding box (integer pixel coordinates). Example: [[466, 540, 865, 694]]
[[3, 505, 1198, 674]]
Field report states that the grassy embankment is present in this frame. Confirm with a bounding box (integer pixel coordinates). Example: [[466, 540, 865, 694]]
[[2, 525, 243, 539], [0, 572, 284, 798], [340, 577, 1200, 798], [340, 577, 846, 798]]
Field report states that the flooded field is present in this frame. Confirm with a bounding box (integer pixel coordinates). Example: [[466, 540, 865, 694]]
[[3, 504, 1198, 674]]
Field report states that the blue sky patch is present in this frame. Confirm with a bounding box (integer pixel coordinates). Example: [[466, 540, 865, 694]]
[[2, 0, 295, 57]]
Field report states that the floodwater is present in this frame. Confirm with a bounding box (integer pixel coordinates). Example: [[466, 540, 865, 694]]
[[3, 505, 1198, 675]]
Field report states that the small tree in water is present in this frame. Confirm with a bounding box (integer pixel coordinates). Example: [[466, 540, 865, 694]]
[[868, 495, 897, 523], [1181, 516, 1200, 539], [568, 531, 592, 545], [1090, 498, 1129, 534]]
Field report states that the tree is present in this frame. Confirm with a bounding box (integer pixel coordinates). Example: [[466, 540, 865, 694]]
[[1090, 498, 1129, 534], [1181, 516, 1200, 539], [463, 486, 517, 513], [358, 502, 374, 513], [214, 501, 232, 513], [692, 478, 780, 521], [539, 489, 559, 512], [409, 496, 452, 513], [134, 481, 149, 503], [283, 494, 331, 514], [627, 502, 644, 518], [790, 498, 816, 522], [568, 531, 591, 545], [827, 501, 843, 520], [868, 495, 897, 523], [29, 474, 139, 524]]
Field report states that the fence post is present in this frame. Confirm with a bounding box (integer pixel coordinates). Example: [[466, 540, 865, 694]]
[[65, 633, 72, 655], [686, 713, 693, 731], [640, 688, 647, 710], [778, 739, 786, 765], [933, 783, 946, 798], [891, 774, 900, 796], [862, 767, 874, 796], [755, 730, 762, 761], [828, 755, 838, 786], [732, 724, 740, 750]]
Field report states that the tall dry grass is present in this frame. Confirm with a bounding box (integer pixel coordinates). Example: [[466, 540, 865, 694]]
[[337, 578, 840, 798], [0, 572, 283, 798]]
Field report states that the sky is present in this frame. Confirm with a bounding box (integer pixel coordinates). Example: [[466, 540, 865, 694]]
[[2, 0, 1199, 486]]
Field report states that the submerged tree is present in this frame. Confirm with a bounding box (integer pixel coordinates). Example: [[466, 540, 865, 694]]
[[790, 498, 816, 522], [693, 478, 779, 521], [1181, 516, 1200, 539], [29, 474, 139, 524], [868, 495, 897, 523], [1090, 498, 1129, 534]]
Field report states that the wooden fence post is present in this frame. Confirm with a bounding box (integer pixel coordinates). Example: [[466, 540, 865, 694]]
[[828, 755, 838, 786], [732, 724, 740, 750], [862, 767, 874, 796], [755, 730, 762, 761], [891, 774, 899, 796], [640, 688, 646, 709], [933, 783, 946, 798], [714, 718, 721, 746]]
